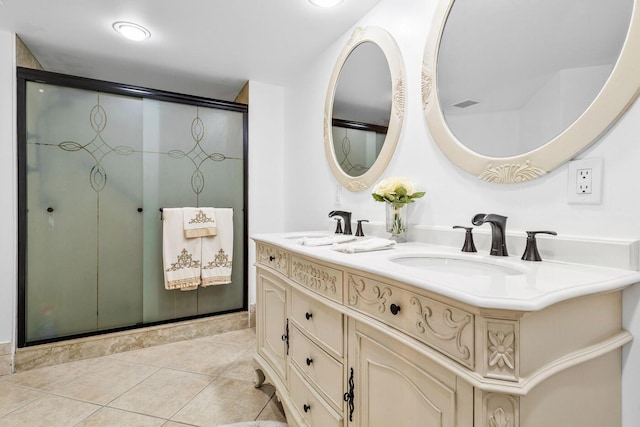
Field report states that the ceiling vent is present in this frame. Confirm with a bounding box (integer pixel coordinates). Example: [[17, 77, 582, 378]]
[[453, 99, 479, 108]]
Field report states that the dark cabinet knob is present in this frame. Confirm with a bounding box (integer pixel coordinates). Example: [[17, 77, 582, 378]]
[[306, 357, 313, 366], [305, 312, 313, 320], [269, 255, 275, 262], [137, 208, 143, 212], [390, 304, 401, 315], [47, 207, 54, 213], [303, 404, 311, 413]]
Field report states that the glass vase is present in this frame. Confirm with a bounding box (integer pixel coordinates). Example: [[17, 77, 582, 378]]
[[385, 202, 407, 243]]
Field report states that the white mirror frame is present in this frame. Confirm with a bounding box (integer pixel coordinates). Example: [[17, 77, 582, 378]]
[[423, 0, 640, 184], [324, 26, 406, 192]]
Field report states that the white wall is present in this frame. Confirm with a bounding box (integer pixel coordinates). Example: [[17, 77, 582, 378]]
[[248, 80, 286, 306], [281, 0, 640, 425], [0, 31, 16, 345]]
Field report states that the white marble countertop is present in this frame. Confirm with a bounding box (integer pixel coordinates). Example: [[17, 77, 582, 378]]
[[252, 232, 640, 312]]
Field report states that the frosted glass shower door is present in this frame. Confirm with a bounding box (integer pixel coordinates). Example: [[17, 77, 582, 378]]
[[24, 82, 144, 342], [142, 100, 246, 323], [21, 70, 247, 346]]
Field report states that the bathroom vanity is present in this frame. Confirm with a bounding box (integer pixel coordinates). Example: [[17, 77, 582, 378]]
[[253, 233, 640, 426]]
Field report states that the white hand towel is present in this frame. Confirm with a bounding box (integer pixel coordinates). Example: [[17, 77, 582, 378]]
[[298, 235, 357, 246], [183, 207, 217, 238], [163, 208, 201, 290], [201, 208, 233, 286], [331, 238, 396, 254]]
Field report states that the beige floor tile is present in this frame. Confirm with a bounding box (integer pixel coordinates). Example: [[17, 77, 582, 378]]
[[162, 340, 248, 376], [109, 368, 212, 419], [256, 395, 288, 423], [76, 407, 166, 426], [4, 356, 113, 391], [161, 422, 193, 427], [171, 378, 275, 426], [199, 327, 256, 350], [0, 394, 100, 427], [113, 341, 186, 367], [0, 381, 45, 417], [49, 359, 159, 404], [220, 347, 260, 383]]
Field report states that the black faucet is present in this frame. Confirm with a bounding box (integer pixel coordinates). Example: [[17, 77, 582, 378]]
[[471, 213, 508, 256], [328, 211, 352, 235]]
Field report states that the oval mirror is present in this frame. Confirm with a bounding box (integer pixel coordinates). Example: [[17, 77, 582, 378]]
[[423, 0, 640, 183], [325, 26, 405, 192]]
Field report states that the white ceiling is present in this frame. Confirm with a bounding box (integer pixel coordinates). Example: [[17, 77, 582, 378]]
[[0, 0, 383, 101]]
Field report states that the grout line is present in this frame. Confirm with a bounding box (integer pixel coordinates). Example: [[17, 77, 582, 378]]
[[253, 390, 277, 421]]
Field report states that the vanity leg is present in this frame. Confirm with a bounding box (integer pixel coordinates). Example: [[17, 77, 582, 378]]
[[255, 368, 266, 388]]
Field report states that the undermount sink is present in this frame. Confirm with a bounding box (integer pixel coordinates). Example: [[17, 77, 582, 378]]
[[390, 255, 525, 277]]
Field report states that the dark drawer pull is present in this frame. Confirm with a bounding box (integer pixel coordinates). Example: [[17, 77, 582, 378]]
[[303, 404, 311, 413], [269, 255, 276, 262], [305, 312, 313, 320], [306, 357, 313, 366], [390, 303, 401, 315]]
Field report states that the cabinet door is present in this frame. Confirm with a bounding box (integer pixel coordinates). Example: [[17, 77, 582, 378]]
[[348, 320, 473, 427], [257, 268, 288, 381]]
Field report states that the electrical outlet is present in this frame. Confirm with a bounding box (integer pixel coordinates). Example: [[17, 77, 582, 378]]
[[576, 168, 592, 194], [567, 158, 603, 204]]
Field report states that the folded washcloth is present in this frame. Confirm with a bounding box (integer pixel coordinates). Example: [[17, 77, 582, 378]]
[[298, 235, 357, 246], [331, 238, 396, 254], [183, 207, 217, 238]]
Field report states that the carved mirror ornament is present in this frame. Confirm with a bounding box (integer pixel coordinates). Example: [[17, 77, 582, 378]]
[[325, 26, 406, 192], [423, 0, 640, 184]]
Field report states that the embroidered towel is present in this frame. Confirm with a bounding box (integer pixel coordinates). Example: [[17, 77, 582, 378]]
[[163, 208, 201, 290], [183, 207, 217, 238], [201, 208, 233, 286]]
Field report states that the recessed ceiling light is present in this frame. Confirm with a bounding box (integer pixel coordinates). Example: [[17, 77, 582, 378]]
[[309, 0, 344, 7], [112, 21, 151, 41]]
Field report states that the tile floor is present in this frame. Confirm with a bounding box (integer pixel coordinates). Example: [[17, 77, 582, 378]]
[[0, 328, 287, 426]]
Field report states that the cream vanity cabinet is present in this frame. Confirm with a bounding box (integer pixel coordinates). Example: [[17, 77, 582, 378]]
[[254, 239, 631, 427]]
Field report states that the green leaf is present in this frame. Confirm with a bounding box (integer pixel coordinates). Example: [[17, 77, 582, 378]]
[[396, 186, 407, 197], [372, 194, 385, 202], [412, 191, 426, 199]]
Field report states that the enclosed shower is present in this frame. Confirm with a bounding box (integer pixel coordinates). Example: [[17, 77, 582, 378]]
[[17, 68, 247, 347]]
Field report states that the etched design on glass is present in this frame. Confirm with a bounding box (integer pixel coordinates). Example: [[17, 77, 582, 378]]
[[488, 330, 515, 370], [165, 248, 201, 271], [52, 96, 135, 192], [410, 296, 472, 360], [337, 131, 369, 176], [203, 249, 232, 269], [479, 161, 546, 184], [188, 209, 215, 224], [348, 275, 391, 313], [291, 259, 338, 295], [35, 100, 239, 200]]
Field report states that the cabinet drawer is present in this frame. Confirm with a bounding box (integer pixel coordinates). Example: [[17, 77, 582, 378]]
[[289, 364, 343, 427], [290, 255, 343, 303], [256, 243, 289, 276], [290, 326, 344, 410], [347, 273, 475, 369], [291, 290, 344, 358]]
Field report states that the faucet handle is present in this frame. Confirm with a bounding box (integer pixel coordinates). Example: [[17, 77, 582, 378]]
[[453, 226, 477, 253], [334, 218, 343, 234], [355, 220, 369, 237], [521, 231, 557, 261]]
